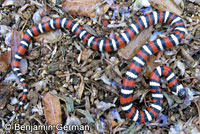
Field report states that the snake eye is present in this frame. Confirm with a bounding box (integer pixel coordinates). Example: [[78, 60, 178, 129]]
[[178, 88, 187, 99]]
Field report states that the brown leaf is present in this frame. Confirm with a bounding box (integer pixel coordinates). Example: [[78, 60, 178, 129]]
[[11, 28, 21, 62], [180, 47, 195, 64], [62, 0, 110, 17], [145, 55, 160, 78], [78, 73, 85, 99], [104, 120, 118, 128], [149, 0, 183, 16], [118, 26, 153, 60], [0, 51, 11, 72], [42, 90, 62, 126], [34, 29, 62, 43], [81, 48, 93, 62]]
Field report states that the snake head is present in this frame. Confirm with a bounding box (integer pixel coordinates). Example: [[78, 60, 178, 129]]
[[178, 87, 187, 99]]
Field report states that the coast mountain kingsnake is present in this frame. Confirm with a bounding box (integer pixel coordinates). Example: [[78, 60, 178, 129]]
[[12, 11, 187, 123]]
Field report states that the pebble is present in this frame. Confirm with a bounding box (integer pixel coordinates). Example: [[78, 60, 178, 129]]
[[170, 115, 176, 122], [186, 3, 197, 14], [60, 87, 67, 93]]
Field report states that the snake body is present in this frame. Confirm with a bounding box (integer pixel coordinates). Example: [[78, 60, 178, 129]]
[[12, 11, 186, 123]]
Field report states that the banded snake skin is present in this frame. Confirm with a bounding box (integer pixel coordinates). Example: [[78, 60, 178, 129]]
[[12, 11, 187, 123]]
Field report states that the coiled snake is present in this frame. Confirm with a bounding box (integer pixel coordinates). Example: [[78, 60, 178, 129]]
[[12, 11, 187, 123]]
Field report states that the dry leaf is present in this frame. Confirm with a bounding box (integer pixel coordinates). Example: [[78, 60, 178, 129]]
[[0, 84, 11, 109], [176, 60, 185, 76], [2, 0, 25, 7], [118, 26, 153, 60], [81, 48, 93, 62], [76, 109, 95, 123], [105, 120, 118, 128], [11, 28, 20, 61], [2, 0, 14, 7], [145, 55, 160, 78], [0, 52, 11, 72], [72, 73, 85, 99], [180, 47, 194, 64], [149, 0, 183, 16], [34, 29, 62, 43], [78, 75, 85, 99], [133, 0, 150, 11], [42, 90, 62, 126], [19, 59, 28, 74], [62, 0, 110, 17]]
